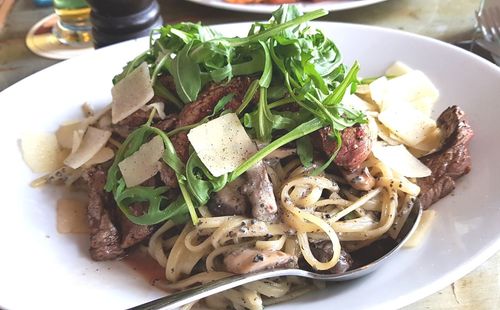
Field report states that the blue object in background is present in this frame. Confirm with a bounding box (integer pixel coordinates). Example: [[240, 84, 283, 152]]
[[33, 0, 53, 7]]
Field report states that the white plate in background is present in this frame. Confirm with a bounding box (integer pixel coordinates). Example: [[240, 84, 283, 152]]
[[184, 0, 389, 13], [1, 22, 500, 310]]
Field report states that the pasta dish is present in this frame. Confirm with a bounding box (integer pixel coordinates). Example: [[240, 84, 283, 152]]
[[21, 5, 474, 310]]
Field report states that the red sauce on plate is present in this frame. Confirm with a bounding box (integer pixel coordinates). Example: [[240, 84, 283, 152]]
[[122, 248, 165, 285]]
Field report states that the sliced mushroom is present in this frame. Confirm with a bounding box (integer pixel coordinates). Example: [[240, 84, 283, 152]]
[[310, 241, 353, 274], [244, 161, 278, 223], [224, 248, 298, 274], [341, 167, 375, 192], [207, 177, 249, 217]]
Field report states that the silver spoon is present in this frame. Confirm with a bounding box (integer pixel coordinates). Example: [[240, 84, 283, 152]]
[[130, 199, 422, 310]]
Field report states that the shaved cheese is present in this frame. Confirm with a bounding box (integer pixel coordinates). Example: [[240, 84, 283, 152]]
[[84, 147, 114, 167], [56, 120, 86, 149], [367, 116, 379, 142], [118, 135, 164, 187], [142, 102, 166, 119], [385, 61, 413, 77], [368, 76, 388, 107], [372, 142, 431, 178], [355, 84, 370, 95], [376, 120, 404, 146], [378, 104, 437, 146], [56, 106, 111, 149], [57, 198, 89, 234], [343, 93, 377, 112], [404, 210, 436, 248], [71, 129, 85, 154], [411, 127, 442, 152], [111, 62, 154, 124], [64, 127, 111, 169], [382, 70, 439, 115], [21, 132, 67, 173], [187, 113, 257, 177]]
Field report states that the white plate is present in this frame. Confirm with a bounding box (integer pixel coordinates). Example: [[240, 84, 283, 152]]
[[1, 22, 500, 310], [184, 0, 389, 13]]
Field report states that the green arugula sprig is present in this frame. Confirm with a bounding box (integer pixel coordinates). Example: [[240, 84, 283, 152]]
[[108, 4, 367, 226]]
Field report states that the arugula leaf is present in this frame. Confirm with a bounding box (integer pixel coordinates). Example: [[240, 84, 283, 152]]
[[213, 94, 234, 115], [107, 5, 370, 228], [255, 87, 274, 143], [258, 41, 273, 88], [297, 136, 313, 168], [236, 79, 259, 115], [153, 80, 183, 110], [186, 153, 228, 204], [230, 117, 323, 181], [170, 42, 202, 104]]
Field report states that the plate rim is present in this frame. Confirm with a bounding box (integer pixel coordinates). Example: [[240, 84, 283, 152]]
[[183, 0, 390, 13]]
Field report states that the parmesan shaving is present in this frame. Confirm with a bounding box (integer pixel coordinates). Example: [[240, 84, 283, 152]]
[[83, 147, 114, 167], [187, 113, 257, 177], [111, 62, 154, 124], [372, 142, 431, 178], [378, 104, 437, 147], [385, 61, 413, 77], [342, 93, 377, 112], [142, 102, 166, 119], [71, 129, 85, 154], [57, 198, 89, 234], [118, 135, 165, 187], [382, 70, 439, 115], [63, 127, 111, 169], [21, 132, 67, 173], [56, 120, 86, 149], [368, 76, 388, 107]]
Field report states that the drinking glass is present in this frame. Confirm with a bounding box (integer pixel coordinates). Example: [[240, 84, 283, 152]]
[[52, 0, 92, 46], [26, 0, 94, 60]]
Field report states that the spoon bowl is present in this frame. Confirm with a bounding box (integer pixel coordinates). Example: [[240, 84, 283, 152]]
[[131, 199, 423, 310]]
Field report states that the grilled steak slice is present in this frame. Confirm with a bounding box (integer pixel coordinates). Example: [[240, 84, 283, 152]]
[[155, 114, 178, 131], [83, 167, 124, 261], [315, 124, 372, 171], [417, 106, 474, 209], [171, 76, 255, 162], [118, 202, 156, 249]]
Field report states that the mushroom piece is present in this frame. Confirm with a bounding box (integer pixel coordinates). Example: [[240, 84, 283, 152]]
[[207, 178, 249, 217], [341, 167, 376, 192], [310, 241, 353, 274], [244, 161, 279, 223], [224, 248, 298, 274]]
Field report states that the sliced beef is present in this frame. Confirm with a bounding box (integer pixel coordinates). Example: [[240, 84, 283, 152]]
[[224, 248, 298, 274], [171, 76, 255, 162], [118, 202, 157, 249], [309, 241, 353, 274], [158, 74, 178, 94], [113, 108, 178, 139], [82, 167, 124, 261], [207, 177, 249, 216], [158, 162, 179, 189], [417, 106, 474, 209], [155, 114, 178, 131], [314, 124, 372, 171]]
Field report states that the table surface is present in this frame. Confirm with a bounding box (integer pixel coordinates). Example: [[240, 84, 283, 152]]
[[1, 0, 499, 309]]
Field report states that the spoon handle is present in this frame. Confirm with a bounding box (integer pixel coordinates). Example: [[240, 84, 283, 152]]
[[129, 269, 303, 310]]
